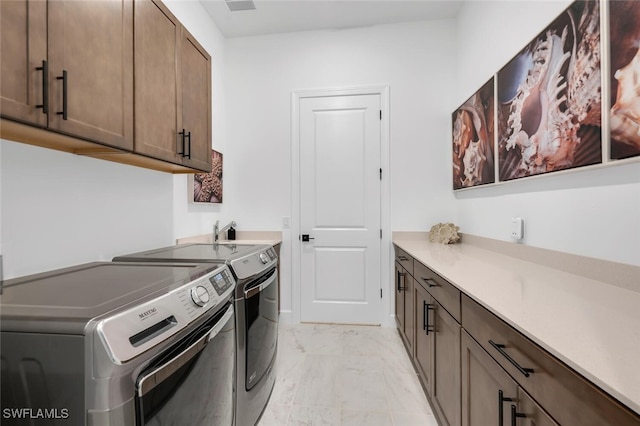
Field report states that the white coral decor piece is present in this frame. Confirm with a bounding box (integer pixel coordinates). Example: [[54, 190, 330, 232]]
[[428, 223, 461, 244]]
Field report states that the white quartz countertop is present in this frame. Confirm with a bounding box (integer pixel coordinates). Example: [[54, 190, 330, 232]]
[[393, 238, 640, 415]]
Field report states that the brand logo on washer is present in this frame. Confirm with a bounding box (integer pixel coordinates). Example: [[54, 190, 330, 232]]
[[138, 307, 157, 320]]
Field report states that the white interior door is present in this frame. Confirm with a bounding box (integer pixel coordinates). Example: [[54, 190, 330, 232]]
[[299, 94, 381, 324]]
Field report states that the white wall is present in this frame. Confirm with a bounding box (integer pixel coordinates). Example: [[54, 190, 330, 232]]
[[454, 0, 640, 266], [226, 20, 457, 231], [0, 141, 173, 279], [225, 20, 457, 316]]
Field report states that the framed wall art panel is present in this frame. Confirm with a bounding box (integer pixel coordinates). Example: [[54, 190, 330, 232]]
[[452, 77, 496, 190], [192, 150, 223, 203], [609, 0, 640, 160], [496, 0, 602, 181]]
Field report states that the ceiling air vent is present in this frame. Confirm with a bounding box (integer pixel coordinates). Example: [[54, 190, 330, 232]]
[[225, 0, 256, 12]]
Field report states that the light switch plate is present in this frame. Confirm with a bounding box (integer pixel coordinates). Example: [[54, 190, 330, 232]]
[[511, 217, 524, 240]]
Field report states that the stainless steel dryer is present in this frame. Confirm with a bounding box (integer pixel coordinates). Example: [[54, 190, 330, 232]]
[[114, 243, 278, 426], [0, 261, 236, 426]]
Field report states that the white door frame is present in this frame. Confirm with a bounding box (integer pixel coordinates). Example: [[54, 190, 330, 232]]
[[290, 85, 392, 326]]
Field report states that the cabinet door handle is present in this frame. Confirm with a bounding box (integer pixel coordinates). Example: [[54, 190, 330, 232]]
[[178, 129, 186, 156], [498, 390, 514, 426], [35, 60, 48, 114], [424, 302, 435, 335], [396, 270, 403, 292], [56, 70, 68, 120], [185, 130, 191, 159], [510, 405, 526, 426], [423, 301, 427, 331], [421, 277, 439, 288], [398, 272, 406, 291], [397, 256, 409, 261], [489, 340, 534, 377]]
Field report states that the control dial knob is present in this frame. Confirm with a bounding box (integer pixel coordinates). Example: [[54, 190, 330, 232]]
[[259, 252, 269, 264], [191, 285, 210, 307]]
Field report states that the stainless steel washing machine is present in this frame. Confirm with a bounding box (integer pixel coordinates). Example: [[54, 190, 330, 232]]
[[1, 261, 236, 426], [114, 243, 278, 426]]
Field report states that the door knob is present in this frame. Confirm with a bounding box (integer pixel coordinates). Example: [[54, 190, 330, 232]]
[[301, 234, 315, 242]]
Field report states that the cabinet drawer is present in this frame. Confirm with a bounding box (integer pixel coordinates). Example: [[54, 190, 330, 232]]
[[462, 295, 640, 426], [415, 261, 460, 322], [394, 246, 414, 277]]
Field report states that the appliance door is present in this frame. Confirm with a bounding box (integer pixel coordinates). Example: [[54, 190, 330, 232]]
[[135, 304, 235, 426], [244, 267, 278, 391]]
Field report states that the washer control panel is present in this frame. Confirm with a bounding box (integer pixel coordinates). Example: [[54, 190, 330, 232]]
[[96, 264, 236, 364]]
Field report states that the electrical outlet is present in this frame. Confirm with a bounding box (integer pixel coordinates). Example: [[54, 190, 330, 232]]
[[282, 217, 290, 229], [511, 217, 524, 240]]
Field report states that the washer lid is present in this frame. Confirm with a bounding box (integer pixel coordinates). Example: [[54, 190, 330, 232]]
[[0, 262, 222, 334]]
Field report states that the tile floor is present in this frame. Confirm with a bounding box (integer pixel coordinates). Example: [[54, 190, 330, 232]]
[[258, 323, 439, 426]]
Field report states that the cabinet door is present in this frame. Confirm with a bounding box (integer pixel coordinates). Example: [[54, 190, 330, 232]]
[[462, 331, 518, 426], [403, 275, 414, 354], [180, 27, 211, 172], [0, 0, 47, 127], [414, 283, 433, 393], [432, 302, 461, 426], [395, 262, 405, 333], [516, 389, 559, 426], [48, 0, 133, 150], [134, 0, 182, 164]]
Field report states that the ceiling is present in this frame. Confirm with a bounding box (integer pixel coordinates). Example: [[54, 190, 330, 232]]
[[199, 0, 464, 38]]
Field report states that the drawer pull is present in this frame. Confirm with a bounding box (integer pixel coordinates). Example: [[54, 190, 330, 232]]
[[421, 277, 439, 288], [489, 340, 534, 377], [423, 302, 435, 335], [498, 390, 515, 426], [397, 256, 410, 262], [510, 405, 526, 426]]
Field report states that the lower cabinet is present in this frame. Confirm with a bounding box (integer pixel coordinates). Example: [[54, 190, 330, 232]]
[[414, 277, 461, 426], [394, 261, 414, 354], [414, 282, 433, 391], [393, 244, 640, 426], [431, 301, 461, 426], [461, 331, 558, 426]]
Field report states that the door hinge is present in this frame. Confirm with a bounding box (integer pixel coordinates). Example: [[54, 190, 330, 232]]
[[379, 110, 382, 120], [379, 168, 382, 180], [380, 288, 383, 298], [380, 229, 382, 239]]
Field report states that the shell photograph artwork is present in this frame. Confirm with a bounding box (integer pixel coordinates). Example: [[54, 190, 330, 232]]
[[193, 150, 223, 203], [452, 78, 496, 190], [609, 0, 640, 160], [497, 0, 602, 181]]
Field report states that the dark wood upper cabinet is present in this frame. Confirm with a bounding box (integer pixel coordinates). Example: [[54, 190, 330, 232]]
[[47, 0, 134, 150], [134, 0, 181, 164], [1, 0, 48, 127], [181, 29, 212, 172], [1, 0, 211, 173], [1, 0, 134, 151], [134, 0, 212, 172]]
